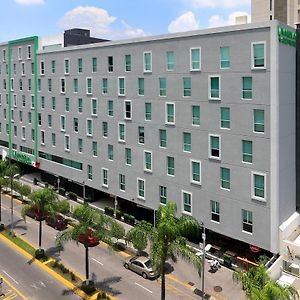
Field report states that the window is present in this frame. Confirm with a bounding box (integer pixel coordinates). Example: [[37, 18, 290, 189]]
[[78, 98, 83, 113], [73, 78, 78, 93], [242, 209, 253, 233], [31, 63, 34, 75], [102, 168, 108, 187], [118, 77, 125, 96], [40, 130, 45, 145], [166, 103, 175, 124], [143, 52, 152, 72], [137, 178, 145, 199], [27, 45, 31, 59], [64, 135, 70, 151], [102, 121, 108, 137], [183, 77, 191, 97], [78, 138, 83, 153], [125, 54, 131, 72], [252, 42, 266, 69], [48, 79, 52, 92], [119, 174, 126, 191], [22, 95, 26, 107], [159, 129, 167, 148], [190, 48, 201, 71], [220, 47, 230, 69], [119, 123, 126, 142], [40, 61, 45, 75], [52, 97, 56, 110], [191, 160, 201, 184], [64, 59, 70, 75], [92, 57, 97, 73], [138, 126, 144, 144], [108, 144, 114, 160], [167, 156, 175, 176], [252, 172, 266, 200], [242, 77, 252, 99], [19, 111, 23, 122], [211, 201, 220, 223], [102, 78, 108, 94], [182, 191, 192, 214], [91, 98, 97, 116], [86, 78, 92, 94], [159, 77, 166, 96], [159, 186, 167, 204], [108, 100, 114, 116], [92, 141, 98, 156], [192, 105, 200, 126], [2, 49, 6, 61], [78, 58, 83, 73], [31, 129, 35, 141], [60, 115, 66, 131], [21, 62, 25, 76], [144, 151, 152, 172], [124, 100, 131, 119], [125, 148, 132, 165], [86, 119, 93, 136], [138, 78, 144, 96], [13, 94, 17, 107], [254, 110, 264, 133], [220, 107, 230, 129], [60, 78, 66, 94], [209, 135, 221, 159], [28, 112, 32, 123], [88, 165, 93, 180], [51, 60, 56, 73], [242, 140, 253, 163], [51, 133, 56, 146], [21, 127, 26, 140], [108, 56, 113, 72], [145, 103, 152, 121], [65, 98, 70, 112], [183, 132, 191, 152], [166, 51, 174, 71], [48, 115, 52, 127], [73, 118, 78, 132], [220, 167, 230, 190], [209, 76, 220, 100], [18, 47, 22, 60]]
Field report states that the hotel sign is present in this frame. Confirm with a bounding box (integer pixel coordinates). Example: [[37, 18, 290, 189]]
[[278, 26, 297, 47], [12, 151, 34, 166]]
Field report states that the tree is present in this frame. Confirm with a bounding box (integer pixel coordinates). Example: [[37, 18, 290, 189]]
[[233, 263, 299, 300], [56, 204, 118, 288], [21, 188, 59, 257], [128, 202, 202, 300], [0, 161, 8, 227], [18, 184, 31, 203]]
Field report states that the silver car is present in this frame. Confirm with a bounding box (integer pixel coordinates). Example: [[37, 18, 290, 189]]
[[124, 256, 158, 279]]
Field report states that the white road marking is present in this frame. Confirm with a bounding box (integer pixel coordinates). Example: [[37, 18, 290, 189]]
[[134, 282, 153, 294], [92, 258, 103, 266], [2, 270, 19, 285], [39, 280, 46, 287]]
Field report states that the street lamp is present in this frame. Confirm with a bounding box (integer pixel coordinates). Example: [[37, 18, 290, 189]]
[[82, 181, 85, 200], [196, 223, 206, 300], [114, 195, 118, 218], [10, 173, 19, 232]]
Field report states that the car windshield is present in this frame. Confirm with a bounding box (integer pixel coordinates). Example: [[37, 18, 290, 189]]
[[144, 260, 152, 268]]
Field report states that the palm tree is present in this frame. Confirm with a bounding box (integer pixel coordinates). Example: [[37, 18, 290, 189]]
[[21, 188, 59, 257], [0, 161, 8, 228], [56, 204, 122, 287], [233, 263, 299, 300], [127, 202, 202, 300]]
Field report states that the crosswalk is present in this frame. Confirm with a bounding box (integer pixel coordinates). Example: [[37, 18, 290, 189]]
[[0, 289, 18, 300]]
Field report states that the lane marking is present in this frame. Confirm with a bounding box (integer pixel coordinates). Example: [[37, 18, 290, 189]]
[[0, 275, 27, 300], [92, 258, 103, 266], [2, 271, 18, 285], [134, 282, 153, 294]]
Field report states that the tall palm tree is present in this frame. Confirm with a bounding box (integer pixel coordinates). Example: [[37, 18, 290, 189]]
[[127, 202, 202, 300], [56, 204, 122, 286], [233, 263, 299, 300], [21, 188, 59, 256]]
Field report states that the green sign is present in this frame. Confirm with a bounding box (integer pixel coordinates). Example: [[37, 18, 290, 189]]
[[12, 151, 34, 166], [278, 26, 297, 47]]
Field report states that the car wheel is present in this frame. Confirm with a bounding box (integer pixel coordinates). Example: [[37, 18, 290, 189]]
[[142, 272, 148, 279], [124, 263, 129, 269]]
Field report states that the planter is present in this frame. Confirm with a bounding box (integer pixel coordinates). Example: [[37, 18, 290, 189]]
[[35, 249, 46, 260], [116, 210, 123, 220], [59, 187, 65, 196], [124, 213, 135, 225], [104, 207, 114, 217], [81, 280, 96, 295], [68, 192, 77, 201], [223, 252, 233, 268]]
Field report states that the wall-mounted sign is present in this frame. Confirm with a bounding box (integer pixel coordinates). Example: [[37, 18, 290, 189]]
[[278, 26, 297, 47], [12, 151, 34, 166]]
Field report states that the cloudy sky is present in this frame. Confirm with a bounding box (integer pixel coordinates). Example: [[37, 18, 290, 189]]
[[0, 0, 250, 42]]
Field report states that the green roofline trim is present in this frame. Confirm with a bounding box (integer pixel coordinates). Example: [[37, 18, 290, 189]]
[[8, 36, 39, 163]]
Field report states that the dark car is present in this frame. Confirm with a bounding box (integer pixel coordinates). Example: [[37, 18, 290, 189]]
[[45, 215, 68, 231], [124, 256, 158, 279], [79, 228, 100, 247]]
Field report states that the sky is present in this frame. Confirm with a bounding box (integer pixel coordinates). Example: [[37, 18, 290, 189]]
[[0, 0, 251, 42]]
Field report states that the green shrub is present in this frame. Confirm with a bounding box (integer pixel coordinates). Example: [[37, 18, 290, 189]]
[[68, 192, 77, 201], [105, 206, 114, 216], [84, 196, 93, 203], [223, 252, 232, 267], [57, 199, 70, 214], [124, 214, 135, 225], [59, 187, 65, 196], [116, 210, 123, 219]]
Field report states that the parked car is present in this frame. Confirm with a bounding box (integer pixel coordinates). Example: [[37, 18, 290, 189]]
[[124, 256, 158, 279], [78, 228, 100, 247], [45, 215, 68, 231]]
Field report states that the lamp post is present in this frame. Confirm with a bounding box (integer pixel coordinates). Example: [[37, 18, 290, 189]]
[[82, 181, 85, 200], [201, 225, 206, 300], [10, 173, 19, 232], [114, 195, 118, 218]]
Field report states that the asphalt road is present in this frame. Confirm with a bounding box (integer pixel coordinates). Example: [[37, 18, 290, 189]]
[[1, 195, 203, 300]]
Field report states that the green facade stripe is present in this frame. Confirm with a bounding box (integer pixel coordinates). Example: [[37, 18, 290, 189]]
[[7, 44, 12, 158]]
